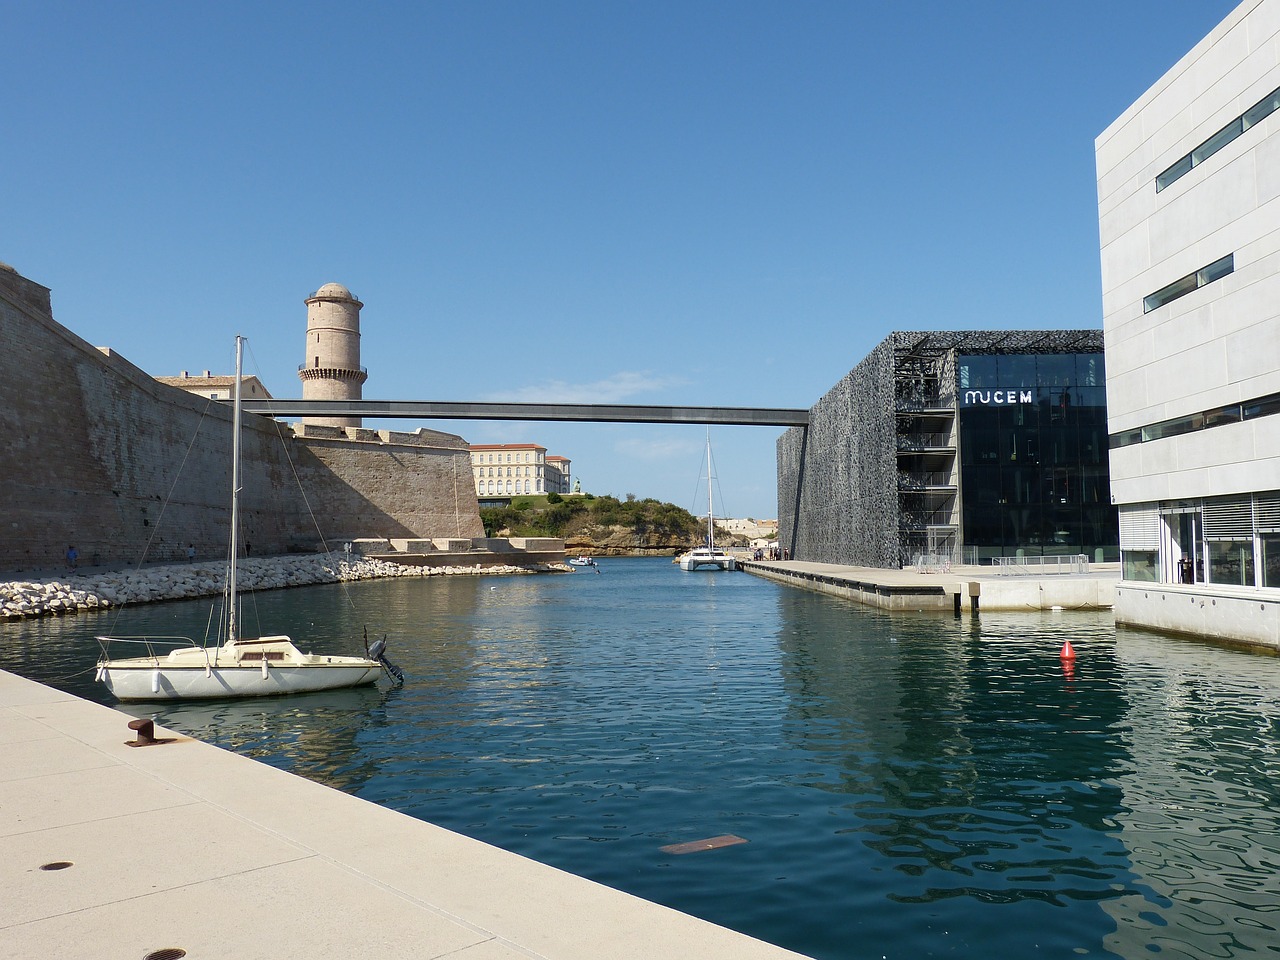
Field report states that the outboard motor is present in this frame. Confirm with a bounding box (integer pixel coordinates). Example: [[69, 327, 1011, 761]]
[[365, 628, 405, 684]]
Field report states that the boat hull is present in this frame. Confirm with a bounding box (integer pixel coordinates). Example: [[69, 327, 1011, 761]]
[[99, 662, 381, 701], [96, 636, 382, 701], [678, 551, 738, 572]]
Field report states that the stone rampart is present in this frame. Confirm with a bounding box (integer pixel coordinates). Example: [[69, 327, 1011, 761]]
[[0, 265, 482, 574], [1, 552, 571, 620]]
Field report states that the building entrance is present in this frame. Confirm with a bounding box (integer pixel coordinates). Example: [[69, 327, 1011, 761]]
[[1162, 508, 1203, 584]]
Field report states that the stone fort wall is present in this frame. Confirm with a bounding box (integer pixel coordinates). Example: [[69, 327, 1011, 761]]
[[0, 264, 482, 574]]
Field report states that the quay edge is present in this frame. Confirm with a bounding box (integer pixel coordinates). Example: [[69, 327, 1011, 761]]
[[743, 560, 1118, 613], [0, 669, 811, 960]]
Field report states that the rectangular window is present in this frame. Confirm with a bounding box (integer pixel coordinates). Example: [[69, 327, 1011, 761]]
[[1244, 394, 1280, 420], [1208, 540, 1254, 587], [1141, 413, 1202, 442], [1143, 254, 1234, 313], [1156, 155, 1193, 191], [1155, 84, 1280, 192], [1122, 550, 1159, 582], [1263, 535, 1280, 589], [1243, 87, 1280, 130], [1191, 118, 1242, 166]]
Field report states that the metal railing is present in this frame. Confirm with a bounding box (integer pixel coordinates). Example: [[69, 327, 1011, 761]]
[[899, 511, 957, 531], [896, 432, 954, 451], [895, 395, 955, 412], [990, 554, 1090, 576], [912, 553, 955, 574], [897, 471, 957, 490]]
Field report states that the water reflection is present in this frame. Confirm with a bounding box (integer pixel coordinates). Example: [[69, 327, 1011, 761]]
[[148, 686, 391, 792], [6, 562, 1280, 960], [1102, 631, 1280, 957]]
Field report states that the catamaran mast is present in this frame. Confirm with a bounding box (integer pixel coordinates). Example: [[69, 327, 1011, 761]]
[[705, 430, 714, 550], [228, 335, 243, 644]]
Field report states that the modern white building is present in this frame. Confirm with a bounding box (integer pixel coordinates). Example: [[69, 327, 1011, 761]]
[[1096, 0, 1280, 646]]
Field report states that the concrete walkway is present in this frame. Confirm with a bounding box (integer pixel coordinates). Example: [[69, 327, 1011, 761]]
[[743, 559, 1119, 611], [0, 670, 810, 960]]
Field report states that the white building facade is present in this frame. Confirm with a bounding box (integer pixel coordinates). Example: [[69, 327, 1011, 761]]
[[470, 443, 571, 498], [1096, 0, 1280, 646], [545, 455, 572, 495]]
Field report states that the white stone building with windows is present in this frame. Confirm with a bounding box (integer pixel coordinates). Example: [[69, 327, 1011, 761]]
[[545, 455, 572, 495], [1096, 0, 1280, 647], [469, 443, 572, 498]]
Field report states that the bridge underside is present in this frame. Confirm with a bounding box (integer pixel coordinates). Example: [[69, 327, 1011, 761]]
[[236, 400, 809, 427]]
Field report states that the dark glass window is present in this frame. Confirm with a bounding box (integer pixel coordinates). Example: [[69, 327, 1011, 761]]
[[1036, 354, 1076, 387], [957, 351, 1116, 561], [1112, 390, 1280, 448], [1263, 535, 1280, 589], [1244, 393, 1280, 420], [958, 356, 999, 390]]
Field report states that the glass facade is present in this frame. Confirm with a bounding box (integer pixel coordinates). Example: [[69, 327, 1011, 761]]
[[956, 353, 1116, 561]]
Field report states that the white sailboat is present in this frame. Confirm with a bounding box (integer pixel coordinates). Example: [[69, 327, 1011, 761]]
[[678, 432, 737, 572], [95, 336, 387, 701]]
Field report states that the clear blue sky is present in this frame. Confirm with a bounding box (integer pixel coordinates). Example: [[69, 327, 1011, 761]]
[[3, 0, 1240, 520]]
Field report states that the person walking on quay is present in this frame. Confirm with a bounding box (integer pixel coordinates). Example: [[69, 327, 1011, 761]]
[[65, 544, 78, 572]]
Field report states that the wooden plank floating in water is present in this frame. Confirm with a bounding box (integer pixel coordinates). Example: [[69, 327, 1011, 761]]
[[660, 834, 748, 855]]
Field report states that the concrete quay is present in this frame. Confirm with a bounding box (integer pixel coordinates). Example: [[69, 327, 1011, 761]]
[[0, 670, 810, 960], [743, 560, 1118, 612]]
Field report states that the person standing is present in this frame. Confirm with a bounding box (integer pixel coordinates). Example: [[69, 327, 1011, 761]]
[[65, 544, 78, 571]]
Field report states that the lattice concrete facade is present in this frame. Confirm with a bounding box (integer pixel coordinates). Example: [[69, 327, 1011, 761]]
[[779, 330, 1113, 568]]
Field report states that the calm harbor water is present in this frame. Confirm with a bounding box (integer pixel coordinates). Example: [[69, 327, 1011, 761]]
[[5, 557, 1280, 959]]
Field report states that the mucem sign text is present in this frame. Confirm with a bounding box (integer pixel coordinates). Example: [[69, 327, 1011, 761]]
[[962, 389, 1034, 406]]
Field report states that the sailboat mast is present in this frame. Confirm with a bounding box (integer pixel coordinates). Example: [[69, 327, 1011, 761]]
[[228, 336, 243, 643], [706, 430, 714, 550]]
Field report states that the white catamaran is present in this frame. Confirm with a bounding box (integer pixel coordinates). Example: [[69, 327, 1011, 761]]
[[95, 336, 388, 701], [678, 432, 737, 572]]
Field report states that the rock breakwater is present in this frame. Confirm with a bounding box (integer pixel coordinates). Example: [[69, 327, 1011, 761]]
[[1, 553, 570, 620]]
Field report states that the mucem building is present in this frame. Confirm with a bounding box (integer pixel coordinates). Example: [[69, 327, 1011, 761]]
[[777, 331, 1118, 567]]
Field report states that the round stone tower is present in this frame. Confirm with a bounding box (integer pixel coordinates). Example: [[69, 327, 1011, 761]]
[[298, 282, 368, 428]]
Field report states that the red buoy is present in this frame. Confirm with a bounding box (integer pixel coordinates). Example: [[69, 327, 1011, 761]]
[[1060, 640, 1076, 661]]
